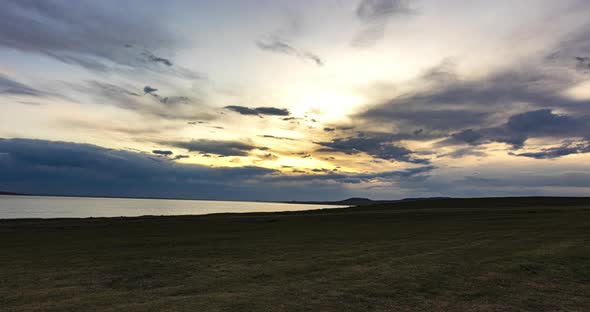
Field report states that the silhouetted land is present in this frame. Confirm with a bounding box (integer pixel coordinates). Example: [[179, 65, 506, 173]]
[[0, 191, 25, 196], [1, 197, 589, 311]]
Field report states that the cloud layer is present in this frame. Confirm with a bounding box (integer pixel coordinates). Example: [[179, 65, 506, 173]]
[[0, 0, 200, 78], [2, 1, 590, 200], [0, 138, 444, 200]]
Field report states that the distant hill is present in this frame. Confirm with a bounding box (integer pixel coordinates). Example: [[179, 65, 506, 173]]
[[287, 197, 396, 206], [289, 197, 456, 206], [288, 196, 590, 208], [341, 196, 590, 211], [0, 191, 26, 195]]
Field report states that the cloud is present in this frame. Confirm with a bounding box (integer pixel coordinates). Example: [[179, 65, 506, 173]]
[[315, 134, 430, 164], [505, 109, 585, 136], [438, 147, 487, 159], [162, 139, 258, 156], [254, 107, 290, 116], [451, 129, 482, 145], [152, 150, 173, 156], [259, 135, 297, 141], [512, 141, 590, 159], [225, 105, 290, 116], [3, 138, 590, 200], [0, 74, 43, 96], [151, 94, 191, 106], [548, 25, 590, 71], [172, 155, 190, 160], [356, 0, 411, 22], [0, 138, 443, 200], [259, 153, 279, 161], [353, 58, 590, 158], [0, 1, 200, 79], [358, 69, 579, 132], [266, 165, 436, 184], [0, 138, 280, 200], [353, 0, 413, 46], [142, 51, 173, 67], [65, 81, 210, 121], [256, 35, 324, 66], [446, 109, 590, 149]]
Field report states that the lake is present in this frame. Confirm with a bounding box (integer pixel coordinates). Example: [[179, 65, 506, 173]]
[[0, 195, 344, 219]]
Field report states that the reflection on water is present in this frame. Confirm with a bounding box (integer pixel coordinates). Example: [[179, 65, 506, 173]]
[[0, 195, 343, 219]]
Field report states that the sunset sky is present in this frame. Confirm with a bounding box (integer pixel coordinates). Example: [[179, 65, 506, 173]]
[[1, 0, 590, 200]]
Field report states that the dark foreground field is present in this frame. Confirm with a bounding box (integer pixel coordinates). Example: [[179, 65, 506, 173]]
[[1, 198, 589, 311]]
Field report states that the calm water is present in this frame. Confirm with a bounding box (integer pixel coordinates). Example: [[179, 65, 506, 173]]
[[0, 195, 344, 219]]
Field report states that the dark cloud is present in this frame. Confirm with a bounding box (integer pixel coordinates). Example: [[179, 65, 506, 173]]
[[311, 168, 334, 173], [353, 57, 590, 158], [172, 154, 190, 160], [254, 107, 290, 116], [323, 127, 336, 132], [505, 109, 585, 136], [144, 86, 158, 94], [260, 135, 297, 141], [316, 134, 429, 164], [225, 105, 290, 116], [438, 147, 487, 159], [292, 152, 312, 159], [451, 129, 482, 145], [142, 51, 173, 67], [225, 106, 258, 115], [447, 109, 590, 149], [353, 0, 413, 46], [0, 138, 443, 200], [0, 1, 200, 79], [256, 35, 324, 66], [358, 63, 587, 131], [0, 138, 279, 200], [142, 86, 191, 105], [148, 93, 191, 106], [4, 135, 586, 199], [162, 139, 257, 157], [575, 56, 590, 69], [0, 74, 43, 96], [512, 141, 590, 159], [356, 0, 411, 22], [260, 153, 279, 161], [152, 150, 173, 156]]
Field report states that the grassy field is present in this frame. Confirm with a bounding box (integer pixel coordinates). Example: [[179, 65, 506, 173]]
[[1, 198, 589, 311]]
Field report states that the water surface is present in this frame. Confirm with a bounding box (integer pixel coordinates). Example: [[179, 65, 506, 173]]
[[0, 195, 344, 219]]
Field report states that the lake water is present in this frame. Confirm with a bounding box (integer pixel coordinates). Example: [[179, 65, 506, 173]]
[[0, 195, 344, 219]]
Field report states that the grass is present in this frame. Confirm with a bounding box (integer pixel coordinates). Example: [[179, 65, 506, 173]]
[[1, 198, 589, 311]]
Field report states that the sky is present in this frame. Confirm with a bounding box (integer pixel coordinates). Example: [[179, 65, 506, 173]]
[[1, 0, 590, 201]]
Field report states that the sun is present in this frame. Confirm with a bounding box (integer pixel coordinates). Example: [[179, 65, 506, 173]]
[[287, 88, 365, 122]]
